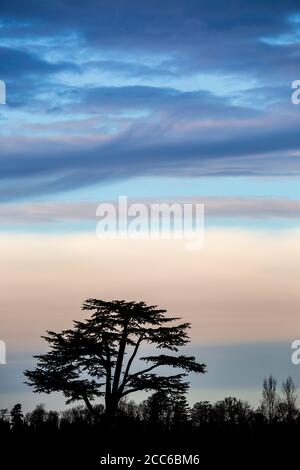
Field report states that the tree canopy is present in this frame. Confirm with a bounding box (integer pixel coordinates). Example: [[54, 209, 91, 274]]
[[25, 299, 206, 415]]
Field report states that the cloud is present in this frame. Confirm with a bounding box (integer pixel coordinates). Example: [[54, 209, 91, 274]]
[[71, 85, 259, 119], [1, 1, 300, 82], [1, 108, 300, 202], [0, 47, 78, 81], [0, 2, 300, 200]]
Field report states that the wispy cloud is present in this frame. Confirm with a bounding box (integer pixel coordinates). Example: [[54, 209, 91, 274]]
[[0, 1, 300, 200], [1, 197, 300, 225]]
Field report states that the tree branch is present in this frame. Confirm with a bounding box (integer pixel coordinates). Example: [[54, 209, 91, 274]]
[[104, 339, 112, 399], [119, 333, 145, 392], [112, 319, 129, 394], [82, 394, 94, 415], [121, 387, 142, 397], [126, 363, 161, 382]]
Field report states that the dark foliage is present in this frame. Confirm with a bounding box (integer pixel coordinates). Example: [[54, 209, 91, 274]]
[[1, 376, 300, 467], [24, 299, 206, 416], [2, 298, 298, 466]]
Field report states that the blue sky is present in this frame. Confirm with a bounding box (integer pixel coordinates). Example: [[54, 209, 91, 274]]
[[0, 0, 300, 214], [0, 1, 300, 410]]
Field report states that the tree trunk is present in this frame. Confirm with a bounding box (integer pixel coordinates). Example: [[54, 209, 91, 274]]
[[105, 393, 120, 417]]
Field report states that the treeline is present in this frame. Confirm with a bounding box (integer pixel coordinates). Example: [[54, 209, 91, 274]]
[[1, 375, 299, 433]]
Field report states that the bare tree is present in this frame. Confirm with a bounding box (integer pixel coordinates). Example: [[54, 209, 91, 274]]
[[280, 376, 298, 422], [260, 375, 279, 423]]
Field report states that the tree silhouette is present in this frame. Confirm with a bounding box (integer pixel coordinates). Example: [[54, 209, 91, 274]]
[[172, 394, 190, 429], [0, 408, 8, 421], [280, 376, 298, 422], [25, 403, 47, 429], [191, 401, 213, 427], [213, 397, 252, 425], [139, 388, 189, 429], [0, 408, 10, 434], [260, 375, 279, 423], [24, 299, 206, 416], [10, 404, 23, 431], [140, 390, 173, 427]]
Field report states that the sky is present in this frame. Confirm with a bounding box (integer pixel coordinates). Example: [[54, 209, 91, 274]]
[[0, 0, 300, 410]]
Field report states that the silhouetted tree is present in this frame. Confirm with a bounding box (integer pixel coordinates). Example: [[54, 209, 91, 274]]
[[25, 404, 60, 431], [212, 397, 252, 425], [0, 408, 10, 433], [140, 390, 174, 428], [260, 375, 279, 423], [279, 377, 298, 422], [191, 401, 213, 427], [10, 404, 23, 431], [117, 399, 139, 419], [60, 405, 96, 427], [140, 388, 190, 430], [24, 299, 206, 417], [46, 410, 59, 429], [171, 394, 190, 429], [0, 408, 8, 421], [25, 403, 47, 429]]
